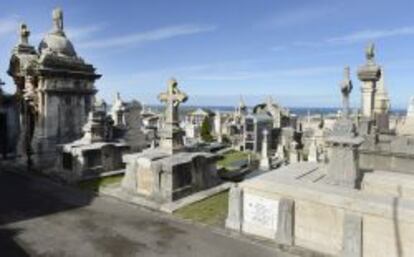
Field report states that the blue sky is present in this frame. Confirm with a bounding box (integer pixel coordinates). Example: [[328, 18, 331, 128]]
[[1, 0, 414, 109]]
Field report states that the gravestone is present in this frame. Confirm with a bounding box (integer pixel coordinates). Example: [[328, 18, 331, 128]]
[[325, 67, 364, 188], [123, 101, 147, 152]]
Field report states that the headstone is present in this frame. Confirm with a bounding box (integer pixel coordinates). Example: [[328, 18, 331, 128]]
[[123, 101, 146, 152], [242, 193, 280, 239]]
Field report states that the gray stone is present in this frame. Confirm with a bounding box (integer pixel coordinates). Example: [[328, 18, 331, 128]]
[[8, 8, 101, 170], [225, 184, 243, 231], [122, 100, 146, 152], [158, 78, 188, 154], [275, 198, 294, 246], [341, 213, 362, 257]]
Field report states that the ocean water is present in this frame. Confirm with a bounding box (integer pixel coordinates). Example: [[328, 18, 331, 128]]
[[147, 105, 406, 117]]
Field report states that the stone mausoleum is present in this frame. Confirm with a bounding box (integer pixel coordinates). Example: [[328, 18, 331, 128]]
[[7, 8, 101, 170]]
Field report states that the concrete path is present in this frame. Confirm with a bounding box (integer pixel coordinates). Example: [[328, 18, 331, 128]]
[[0, 170, 297, 257]]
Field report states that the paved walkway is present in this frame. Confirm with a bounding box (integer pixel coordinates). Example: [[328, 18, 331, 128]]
[[0, 170, 297, 257]]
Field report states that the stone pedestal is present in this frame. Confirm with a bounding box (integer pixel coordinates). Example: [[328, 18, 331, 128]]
[[357, 44, 381, 120], [225, 184, 243, 231], [325, 118, 364, 188]]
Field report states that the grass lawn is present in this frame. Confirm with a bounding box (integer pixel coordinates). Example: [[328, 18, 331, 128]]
[[77, 174, 124, 192], [217, 150, 249, 168], [174, 191, 229, 227]]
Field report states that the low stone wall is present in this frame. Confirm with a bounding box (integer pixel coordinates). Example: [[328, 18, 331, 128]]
[[226, 176, 414, 257], [359, 150, 414, 174]]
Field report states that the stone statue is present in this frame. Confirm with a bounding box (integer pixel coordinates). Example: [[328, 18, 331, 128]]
[[52, 7, 64, 32], [366, 42, 375, 64], [340, 66, 353, 118], [19, 23, 30, 45]]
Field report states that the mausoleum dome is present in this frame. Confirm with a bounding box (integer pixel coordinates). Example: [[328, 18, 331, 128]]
[[38, 33, 77, 57], [38, 7, 77, 57]]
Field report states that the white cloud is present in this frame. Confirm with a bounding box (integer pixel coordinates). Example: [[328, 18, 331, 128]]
[[66, 24, 103, 41], [0, 16, 19, 38], [327, 26, 414, 44], [78, 24, 216, 49], [293, 26, 414, 48], [258, 5, 338, 29]]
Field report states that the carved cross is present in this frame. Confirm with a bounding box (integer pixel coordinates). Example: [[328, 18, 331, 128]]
[[158, 78, 188, 125]]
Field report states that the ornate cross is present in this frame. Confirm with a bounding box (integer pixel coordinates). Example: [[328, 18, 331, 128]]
[[158, 78, 188, 126]]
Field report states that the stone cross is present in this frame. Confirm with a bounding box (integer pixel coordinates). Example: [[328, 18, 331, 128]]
[[158, 78, 188, 128], [52, 7, 64, 32], [340, 66, 353, 118], [19, 23, 30, 45]]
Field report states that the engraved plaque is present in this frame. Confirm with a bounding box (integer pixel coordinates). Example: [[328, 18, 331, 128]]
[[243, 193, 279, 238], [137, 167, 154, 196]]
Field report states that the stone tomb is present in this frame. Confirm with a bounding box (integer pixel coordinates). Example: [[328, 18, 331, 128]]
[[119, 79, 221, 206], [121, 150, 219, 202]]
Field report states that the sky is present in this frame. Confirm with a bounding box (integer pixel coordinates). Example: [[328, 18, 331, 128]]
[[1, 0, 414, 109]]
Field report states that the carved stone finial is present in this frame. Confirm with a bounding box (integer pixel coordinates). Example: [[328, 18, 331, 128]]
[[52, 7, 64, 32], [19, 23, 30, 45], [366, 42, 375, 64]]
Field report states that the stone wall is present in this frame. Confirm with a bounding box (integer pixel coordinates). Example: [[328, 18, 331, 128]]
[[227, 175, 414, 257], [360, 150, 414, 174]]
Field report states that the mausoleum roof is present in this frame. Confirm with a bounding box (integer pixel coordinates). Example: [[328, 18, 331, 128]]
[[39, 32, 77, 57]]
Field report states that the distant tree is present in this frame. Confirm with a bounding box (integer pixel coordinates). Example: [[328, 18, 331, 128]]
[[200, 116, 213, 142]]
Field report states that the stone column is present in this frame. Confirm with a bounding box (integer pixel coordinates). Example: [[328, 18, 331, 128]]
[[260, 129, 270, 170], [307, 137, 318, 162], [357, 43, 381, 119]]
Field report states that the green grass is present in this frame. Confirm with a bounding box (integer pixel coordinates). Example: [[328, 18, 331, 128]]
[[174, 191, 229, 226], [77, 174, 124, 192], [217, 150, 249, 168]]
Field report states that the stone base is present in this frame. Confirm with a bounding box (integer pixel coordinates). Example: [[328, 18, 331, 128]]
[[56, 140, 130, 183], [226, 163, 414, 257], [121, 149, 221, 204]]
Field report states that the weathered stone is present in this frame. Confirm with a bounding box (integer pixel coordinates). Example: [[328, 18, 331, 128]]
[[275, 198, 294, 246], [357, 43, 381, 119], [341, 213, 362, 257], [158, 78, 188, 154], [8, 8, 101, 170], [225, 184, 243, 231]]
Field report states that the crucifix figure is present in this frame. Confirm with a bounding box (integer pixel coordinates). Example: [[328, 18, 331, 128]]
[[158, 78, 188, 129], [52, 7, 64, 32], [19, 23, 30, 45], [340, 66, 353, 118]]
